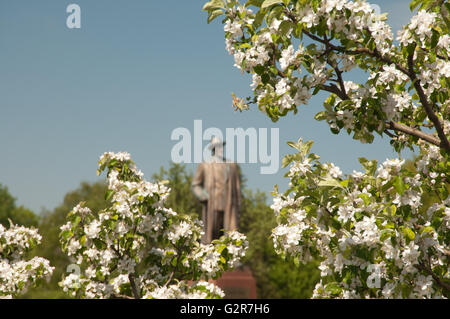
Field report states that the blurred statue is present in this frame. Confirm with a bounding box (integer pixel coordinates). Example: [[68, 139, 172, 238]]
[[192, 137, 241, 243]]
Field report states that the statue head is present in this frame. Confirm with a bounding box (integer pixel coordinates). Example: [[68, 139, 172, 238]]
[[208, 136, 225, 159]]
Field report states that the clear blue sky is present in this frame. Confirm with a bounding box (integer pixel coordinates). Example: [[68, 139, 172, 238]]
[[0, 0, 414, 214]]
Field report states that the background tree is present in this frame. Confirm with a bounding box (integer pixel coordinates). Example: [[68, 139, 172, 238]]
[[0, 183, 39, 227], [0, 184, 53, 298], [0, 222, 54, 298], [151, 163, 202, 218]]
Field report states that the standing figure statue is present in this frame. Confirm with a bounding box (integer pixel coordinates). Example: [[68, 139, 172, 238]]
[[192, 137, 241, 243]]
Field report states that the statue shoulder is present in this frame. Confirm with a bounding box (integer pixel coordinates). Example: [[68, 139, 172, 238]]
[[194, 162, 208, 174], [227, 162, 240, 172]]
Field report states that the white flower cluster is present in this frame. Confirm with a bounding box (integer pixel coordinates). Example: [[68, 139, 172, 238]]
[[417, 59, 450, 97], [59, 152, 247, 299], [143, 280, 224, 299], [0, 223, 54, 298], [214, 0, 449, 150], [222, 0, 396, 119], [272, 140, 449, 298], [396, 8, 449, 99], [397, 10, 437, 46]]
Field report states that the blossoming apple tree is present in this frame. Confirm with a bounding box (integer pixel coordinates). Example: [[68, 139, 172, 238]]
[[0, 222, 54, 298], [203, 0, 449, 298], [59, 152, 247, 299]]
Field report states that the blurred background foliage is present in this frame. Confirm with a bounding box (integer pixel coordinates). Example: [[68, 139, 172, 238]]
[[0, 184, 39, 228], [3, 162, 323, 298]]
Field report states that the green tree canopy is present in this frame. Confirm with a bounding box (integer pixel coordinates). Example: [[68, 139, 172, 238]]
[[0, 183, 38, 227], [151, 163, 202, 218]]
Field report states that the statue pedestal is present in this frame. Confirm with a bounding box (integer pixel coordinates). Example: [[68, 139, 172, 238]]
[[212, 267, 257, 299]]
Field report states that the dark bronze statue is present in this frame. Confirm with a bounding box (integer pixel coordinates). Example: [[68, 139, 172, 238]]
[[192, 137, 241, 243]]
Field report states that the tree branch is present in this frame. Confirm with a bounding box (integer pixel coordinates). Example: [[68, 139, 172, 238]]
[[129, 273, 140, 299], [271, 44, 286, 77], [406, 45, 450, 153], [332, 65, 349, 100], [419, 47, 447, 60], [301, 29, 410, 76], [383, 129, 397, 139], [386, 122, 441, 147], [320, 83, 348, 100], [416, 262, 450, 292], [164, 271, 175, 287]]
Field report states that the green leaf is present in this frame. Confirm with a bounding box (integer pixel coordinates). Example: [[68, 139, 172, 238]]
[[359, 193, 371, 206], [312, 86, 321, 96], [358, 157, 377, 175], [314, 111, 327, 121], [202, 0, 224, 11], [300, 140, 314, 156], [281, 155, 293, 168], [389, 204, 397, 216], [61, 230, 72, 240], [246, 0, 265, 7], [286, 141, 300, 151], [239, 43, 251, 49], [380, 230, 391, 242], [261, 0, 283, 9], [393, 176, 406, 195], [73, 215, 82, 228], [254, 10, 266, 27], [403, 227, 415, 241], [318, 177, 343, 189], [93, 238, 106, 250], [105, 189, 114, 201], [279, 20, 293, 35], [253, 65, 265, 75], [430, 29, 440, 49], [207, 9, 224, 23], [340, 180, 349, 188], [421, 226, 434, 234], [294, 23, 304, 39], [217, 244, 227, 253], [325, 282, 342, 295], [409, 0, 422, 11], [385, 221, 395, 229]]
